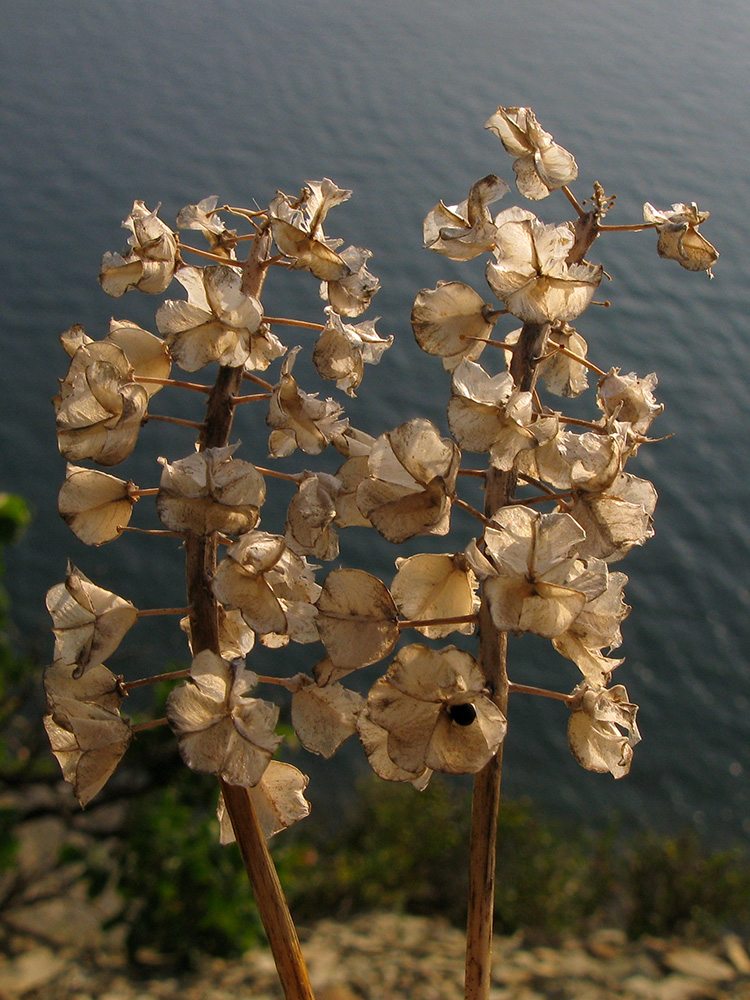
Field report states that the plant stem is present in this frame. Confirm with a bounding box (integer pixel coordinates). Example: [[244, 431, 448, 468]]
[[263, 315, 326, 331], [185, 229, 316, 1000], [135, 376, 212, 393], [232, 392, 272, 405], [397, 614, 478, 630], [465, 320, 549, 1000], [123, 669, 190, 691], [220, 780, 316, 1000]]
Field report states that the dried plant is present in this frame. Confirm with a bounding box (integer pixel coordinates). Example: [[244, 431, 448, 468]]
[[46, 105, 716, 999]]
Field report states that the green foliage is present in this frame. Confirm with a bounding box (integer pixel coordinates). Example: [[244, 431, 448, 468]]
[[117, 770, 264, 968], [624, 830, 750, 938], [279, 776, 615, 937], [280, 776, 471, 922]]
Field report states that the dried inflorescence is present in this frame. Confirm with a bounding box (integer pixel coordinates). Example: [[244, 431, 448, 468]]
[[46, 108, 715, 833]]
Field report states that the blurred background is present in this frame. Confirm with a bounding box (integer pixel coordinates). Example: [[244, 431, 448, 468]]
[[0, 0, 748, 858]]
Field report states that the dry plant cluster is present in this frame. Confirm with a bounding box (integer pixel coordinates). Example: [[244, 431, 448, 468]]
[[45, 106, 717, 999]]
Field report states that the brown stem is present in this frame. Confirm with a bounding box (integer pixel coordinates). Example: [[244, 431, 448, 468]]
[[508, 681, 572, 703], [178, 242, 243, 267], [136, 606, 191, 617], [135, 376, 212, 394], [185, 229, 315, 1000], [465, 320, 549, 1000], [123, 669, 191, 691], [263, 315, 326, 331], [146, 413, 204, 430], [220, 781, 316, 1000], [232, 392, 272, 405], [131, 717, 169, 733], [397, 614, 478, 630]]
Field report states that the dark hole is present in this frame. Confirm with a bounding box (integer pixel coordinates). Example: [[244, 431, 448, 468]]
[[448, 702, 477, 727]]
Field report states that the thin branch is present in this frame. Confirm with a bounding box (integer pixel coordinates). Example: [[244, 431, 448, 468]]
[[122, 669, 190, 692], [466, 337, 514, 354], [598, 221, 658, 232], [549, 344, 607, 377], [557, 414, 608, 433], [129, 487, 159, 498], [254, 465, 302, 483], [453, 497, 494, 527], [136, 606, 191, 618], [120, 526, 185, 538], [263, 316, 326, 331], [232, 392, 272, 405], [458, 468, 489, 479], [131, 717, 169, 733], [145, 413, 205, 430], [398, 614, 478, 630], [508, 681, 572, 703], [178, 242, 243, 267], [243, 371, 274, 391], [509, 491, 573, 508], [561, 184, 585, 216], [135, 376, 212, 394], [516, 473, 558, 496]]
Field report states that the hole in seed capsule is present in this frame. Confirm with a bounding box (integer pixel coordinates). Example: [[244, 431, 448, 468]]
[[448, 702, 477, 727]]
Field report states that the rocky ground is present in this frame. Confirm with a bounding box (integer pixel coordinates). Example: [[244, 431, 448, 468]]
[[2, 912, 750, 1000], [2, 790, 750, 1000]]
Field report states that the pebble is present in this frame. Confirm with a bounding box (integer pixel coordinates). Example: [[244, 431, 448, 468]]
[[0, 913, 747, 1000]]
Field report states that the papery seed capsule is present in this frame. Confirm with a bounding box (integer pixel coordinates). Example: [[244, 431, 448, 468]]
[[448, 702, 477, 727]]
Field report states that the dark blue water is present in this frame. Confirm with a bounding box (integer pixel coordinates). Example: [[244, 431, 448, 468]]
[[2, 0, 749, 843]]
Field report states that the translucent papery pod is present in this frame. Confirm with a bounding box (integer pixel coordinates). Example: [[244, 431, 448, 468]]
[[267, 347, 348, 458], [320, 245, 380, 317], [60, 321, 172, 398], [166, 650, 282, 788], [54, 340, 149, 467], [365, 644, 507, 776], [567, 682, 641, 779], [177, 195, 239, 260], [157, 446, 266, 536], [268, 182, 352, 281], [99, 200, 178, 297], [315, 568, 399, 674], [516, 425, 624, 495], [58, 465, 138, 545], [423, 174, 509, 260], [391, 552, 479, 638], [567, 473, 658, 563], [447, 359, 556, 472], [484, 106, 578, 200], [485, 208, 602, 325], [357, 714, 432, 790], [46, 563, 138, 676], [643, 202, 718, 275], [356, 418, 460, 544], [284, 472, 341, 561], [552, 571, 630, 687], [43, 662, 132, 806], [44, 702, 132, 807], [312, 309, 393, 397], [180, 606, 256, 662], [411, 281, 501, 371], [211, 530, 321, 647], [155, 264, 272, 372], [597, 368, 664, 437], [217, 762, 311, 844], [465, 506, 609, 639], [290, 674, 365, 758], [504, 322, 589, 398]]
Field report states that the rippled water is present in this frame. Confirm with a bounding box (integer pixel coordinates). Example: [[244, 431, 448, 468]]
[[1, 0, 749, 842]]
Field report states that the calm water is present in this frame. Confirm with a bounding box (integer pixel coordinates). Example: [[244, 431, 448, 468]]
[[1, 0, 749, 843]]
